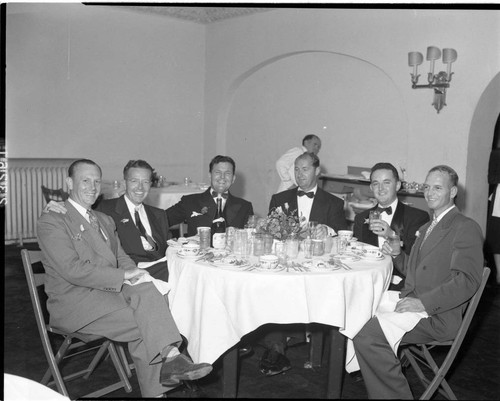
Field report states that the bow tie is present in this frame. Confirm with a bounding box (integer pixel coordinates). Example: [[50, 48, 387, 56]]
[[376, 206, 393, 215], [297, 190, 315, 199], [212, 191, 228, 199]]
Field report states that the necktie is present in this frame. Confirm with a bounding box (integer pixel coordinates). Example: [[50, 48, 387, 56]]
[[297, 190, 314, 198], [212, 191, 228, 199], [420, 217, 438, 249], [376, 206, 393, 215], [87, 210, 106, 241], [216, 197, 222, 215], [134, 209, 157, 250]]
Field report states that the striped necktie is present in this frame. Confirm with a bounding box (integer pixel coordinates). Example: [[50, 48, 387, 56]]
[[134, 208, 157, 251], [420, 217, 438, 249]]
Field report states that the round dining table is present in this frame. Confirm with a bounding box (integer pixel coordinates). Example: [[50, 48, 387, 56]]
[[166, 242, 393, 398]]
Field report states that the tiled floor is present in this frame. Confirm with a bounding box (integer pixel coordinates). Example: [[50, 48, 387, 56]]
[[4, 243, 500, 399]]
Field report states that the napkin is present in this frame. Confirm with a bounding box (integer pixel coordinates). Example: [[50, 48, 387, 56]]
[[137, 255, 168, 269], [346, 290, 428, 372], [124, 274, 171, 296]]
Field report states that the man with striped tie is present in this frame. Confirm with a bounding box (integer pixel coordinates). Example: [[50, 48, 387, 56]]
[[352, 165, 484, 399]]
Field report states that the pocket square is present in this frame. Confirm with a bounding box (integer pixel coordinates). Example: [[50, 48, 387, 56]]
[[121, 218, 130, 223], [191, 211, 202, 217]]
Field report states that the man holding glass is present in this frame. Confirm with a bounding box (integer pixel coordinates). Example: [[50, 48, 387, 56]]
[[353, 162, 429, 289], [353, 165, 484, 399], [258, 152, 348, 376]]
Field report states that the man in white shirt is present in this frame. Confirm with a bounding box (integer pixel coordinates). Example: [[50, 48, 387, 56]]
[[276, 134, 321, 193]]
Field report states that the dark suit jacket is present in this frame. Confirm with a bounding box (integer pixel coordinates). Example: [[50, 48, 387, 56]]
[[353, 201, 430, 256], [37, 201, 135, 332], [96, 195, 170, 281], [395, 207, 484, 340], [166, 189, 254, 237], [269, 187, 347, 233]]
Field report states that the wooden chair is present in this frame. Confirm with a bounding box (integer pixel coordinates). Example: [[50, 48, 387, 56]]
[[41, 186, 69, 204], [21, 249, 132, 398], [400, 267, 491, 400]]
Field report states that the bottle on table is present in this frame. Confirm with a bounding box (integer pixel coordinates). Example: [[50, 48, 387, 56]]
[[211, 197, 226, 249]]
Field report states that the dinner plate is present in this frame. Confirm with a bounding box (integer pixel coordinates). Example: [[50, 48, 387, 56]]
[[332, 253, 361, 263], [254, 264, 286, 272], [177, 249, 206, 259], [302, 259, 340, 271], [209, 256, 250, 269]]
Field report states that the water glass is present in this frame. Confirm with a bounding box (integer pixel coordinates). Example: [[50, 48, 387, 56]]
[[263, 234, 274, 254], [253, 233, 265, 256], [274, 241, 287, 265], [307, 221, 318, 238], [339, 237, 348, 254], [324, 235, 334, 254], [225, 227, 236, 252], [197, 226, 211, 250], [303, 238, 313, 259], [369, 210, 381, 230], [233, 229, 248, 257], [312, 239, 324, 256], [285, 237, 299, 259]]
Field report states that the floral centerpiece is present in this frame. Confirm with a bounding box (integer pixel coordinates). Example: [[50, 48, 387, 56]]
[[256, 203, 305, 240]]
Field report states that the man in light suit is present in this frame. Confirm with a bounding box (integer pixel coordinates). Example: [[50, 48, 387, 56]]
[[96, 160, 170, 281], [259, 152, 348, 376], [166, 155, 253, 236], [37, 159, 212, 398], [354, 162, 430, 289], [353, 165, 484, 399]]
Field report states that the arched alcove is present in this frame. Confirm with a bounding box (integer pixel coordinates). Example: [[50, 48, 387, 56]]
[[465, 72, 500, 233], [218, 51, 409, 216]]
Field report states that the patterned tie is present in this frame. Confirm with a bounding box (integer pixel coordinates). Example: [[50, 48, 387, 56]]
[[420, 217, 438, 249], [134, 209, 157, 251], [297, 190, 314, 198], [87, 210, 106, 241]]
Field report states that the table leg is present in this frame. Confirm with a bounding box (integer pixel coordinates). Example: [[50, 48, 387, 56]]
[[222, 346, 238, 398], [309, 323, 325, 368], [326, 327, 346, 399]]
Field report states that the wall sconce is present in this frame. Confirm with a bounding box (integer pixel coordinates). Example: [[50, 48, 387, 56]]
[[408, 46, 458, 113]]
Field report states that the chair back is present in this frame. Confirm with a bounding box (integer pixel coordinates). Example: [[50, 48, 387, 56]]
[[41, 186, 69, 204]]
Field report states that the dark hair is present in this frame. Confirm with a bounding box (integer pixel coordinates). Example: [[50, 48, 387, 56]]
[[296, 152, 320, 168], [428, 165, 459, 187], [68, 159, 102, 178], [123, 159, 154, 180], [209, 155, 236, 174], [370, 162, 400, 182], [302, 134, 320, 145]]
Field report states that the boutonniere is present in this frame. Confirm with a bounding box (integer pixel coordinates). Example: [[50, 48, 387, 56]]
[[415, 230, 421, 238], [121, 218, 129, 224], [364, 218, 370, 225], [72, 225, 85, 240], [191, 206, 209, 218], [80, 224, 85, 232]]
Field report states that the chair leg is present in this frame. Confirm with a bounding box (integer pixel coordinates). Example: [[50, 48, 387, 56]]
[[41, 337, 72, 386], [117, 343, 134, 378], [420, 346, 457, 400], [107, 342, 133, 393], [83, 340, 111, 379]]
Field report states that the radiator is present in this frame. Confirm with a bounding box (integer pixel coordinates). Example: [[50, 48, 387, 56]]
[[5, 158, 76, 245]]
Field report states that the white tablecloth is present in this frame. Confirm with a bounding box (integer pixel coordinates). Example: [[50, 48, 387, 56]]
[[144, 185, 205, 210], [166, 246, 392, 371]]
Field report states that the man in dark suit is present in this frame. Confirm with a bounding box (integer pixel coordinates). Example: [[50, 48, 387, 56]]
[[96, 160, 170, 281], [353, 165, 484, 399], [259, 152, 348, 376], [354, 162, 430, 289], [37, 159, 213, 397], [166, 155, 253, 236]]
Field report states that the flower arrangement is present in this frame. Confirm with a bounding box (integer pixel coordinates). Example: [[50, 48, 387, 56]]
[[256, 203, 305, 240]]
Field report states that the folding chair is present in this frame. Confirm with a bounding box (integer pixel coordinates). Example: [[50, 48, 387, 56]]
[[41, 186, 69, 204], [21, 249, 133, 398], [400, 267, 491, 400]]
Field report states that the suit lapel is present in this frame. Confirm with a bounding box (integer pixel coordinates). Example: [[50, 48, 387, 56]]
[[309, 189, 326, 222], [65, 202, 117, 266], [418, 208, 458, 259], [391, 201, 405, 235], [287, 189, 300, 218]]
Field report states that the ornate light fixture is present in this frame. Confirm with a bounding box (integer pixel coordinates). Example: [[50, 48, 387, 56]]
[[408, 46, 458, 113]]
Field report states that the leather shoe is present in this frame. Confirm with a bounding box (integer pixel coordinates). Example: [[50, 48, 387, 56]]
[[160, 354, 213, 386], [259, 349, 291, 376]]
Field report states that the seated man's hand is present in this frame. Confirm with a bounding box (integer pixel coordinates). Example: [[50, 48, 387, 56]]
[[395, 297, 425, 313], [369, 219, 392, 237], [124, 268, 148, 284], [381, 239, 400, 256], [43, 200, 67, 214]]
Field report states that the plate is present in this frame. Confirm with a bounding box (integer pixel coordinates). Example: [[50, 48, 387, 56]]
[[254, 264, 286, 272], [210, 256, 250, 269], [302, 259, 340, 271], [332, 253, 361, 263], [177, 249, 206, 259]]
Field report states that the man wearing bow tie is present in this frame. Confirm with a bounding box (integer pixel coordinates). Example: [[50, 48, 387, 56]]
[[259, 152, 347, 376], [354, 162, 430, 289], [166, 155, 253, 237]]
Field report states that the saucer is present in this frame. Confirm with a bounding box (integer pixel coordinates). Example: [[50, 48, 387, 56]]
[[361, 249, 384, 260], [177, 249, 205, 259]]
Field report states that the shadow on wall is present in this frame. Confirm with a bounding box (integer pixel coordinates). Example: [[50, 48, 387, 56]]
[[220, 51, 409, 217]]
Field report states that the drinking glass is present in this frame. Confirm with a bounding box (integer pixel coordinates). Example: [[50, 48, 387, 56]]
[[263, 234, 274, 254], [307, 221, 318, 238], [369, 210, 381, 232], [233, 229, 248, 257], [285, 237, 299, 259], [387, 233, 401, 256], [312, 239, 324, 256], [253, 233, 264, 256], [274, 241, 287, 265], [303, 238, 313, 259], [197, 227, 211, 250]]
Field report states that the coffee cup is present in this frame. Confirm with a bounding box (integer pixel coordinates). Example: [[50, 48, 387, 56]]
[[181, 242, 200, 256], [259, 254, 279, 269]]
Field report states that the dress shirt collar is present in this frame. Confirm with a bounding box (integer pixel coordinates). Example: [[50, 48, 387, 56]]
[[377, 198, 399, 215], [124, 194, 142, 219], [297, 185, 317, 223], [433, 205, 456, 223], [67, 198, 90, 221], [210, 187, 228, 209]]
